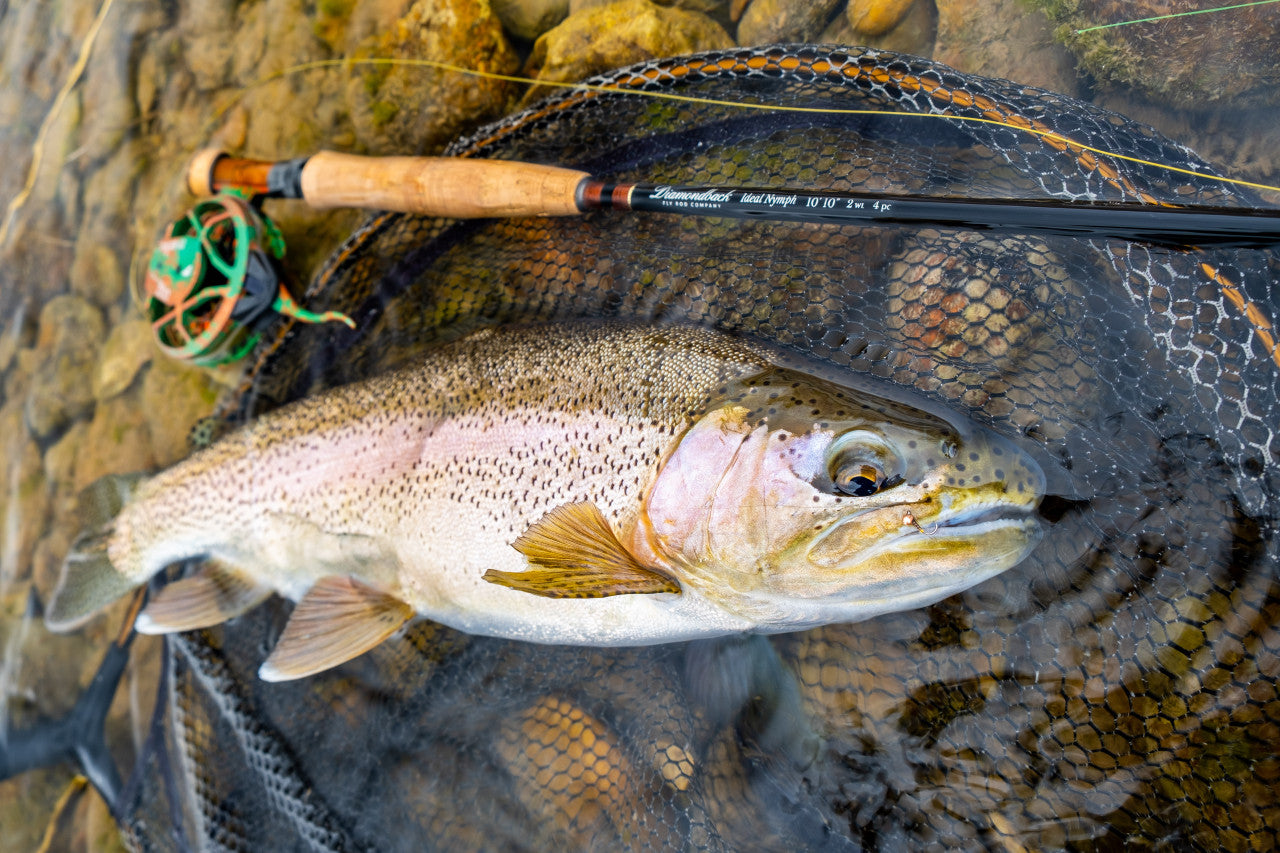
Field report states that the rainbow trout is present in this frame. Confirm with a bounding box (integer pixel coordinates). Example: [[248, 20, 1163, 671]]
[[46, 323, 1044, 680]]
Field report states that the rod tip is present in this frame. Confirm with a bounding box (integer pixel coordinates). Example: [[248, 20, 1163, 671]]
[[187, 148, 226, 197]]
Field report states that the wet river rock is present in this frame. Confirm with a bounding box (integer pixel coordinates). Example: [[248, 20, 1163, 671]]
[[523, 0, 733, 105], [24, 296, 105, 440], [1033, 0, 1280, 106]]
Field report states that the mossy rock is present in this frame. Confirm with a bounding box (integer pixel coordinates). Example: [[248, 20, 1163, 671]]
[[24, 296, 105, 439], [523, 0, 733, 105], [1031, 0, 1280, 105], [346, 0, 521, 155]]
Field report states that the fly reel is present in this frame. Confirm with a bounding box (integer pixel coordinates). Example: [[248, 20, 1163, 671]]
[[143, 192, 354, 366]]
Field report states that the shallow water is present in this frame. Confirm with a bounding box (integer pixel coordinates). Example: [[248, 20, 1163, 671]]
[[1, 1, 1278, 850]]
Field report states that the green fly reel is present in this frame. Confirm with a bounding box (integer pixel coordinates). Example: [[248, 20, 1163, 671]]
[[144, 192, 354, 367]]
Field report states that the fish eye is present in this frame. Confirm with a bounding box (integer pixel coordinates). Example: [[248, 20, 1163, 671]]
[[826, 431, 904, 498], [833, 461, 886, 496]]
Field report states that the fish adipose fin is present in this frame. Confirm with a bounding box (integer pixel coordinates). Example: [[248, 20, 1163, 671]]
[[136, 561, 271, 633], [483, 501, 681, 599], [258, 576, 414, 682], [45, 474, 147, 632]]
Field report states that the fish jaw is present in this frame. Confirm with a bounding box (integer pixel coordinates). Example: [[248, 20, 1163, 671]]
[[792, 493, 1043, 609]]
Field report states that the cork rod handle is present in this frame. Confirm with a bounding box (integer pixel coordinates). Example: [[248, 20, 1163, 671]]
[[187, 148, 590, 218]]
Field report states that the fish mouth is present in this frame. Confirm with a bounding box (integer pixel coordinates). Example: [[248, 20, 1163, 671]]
[[925, 501, 1039, 534], [882, 499, 1043, 557], [799, 498, 1042, 601]]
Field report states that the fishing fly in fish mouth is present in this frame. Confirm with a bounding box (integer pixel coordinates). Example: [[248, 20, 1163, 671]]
[[43, 322, 1044, 681]]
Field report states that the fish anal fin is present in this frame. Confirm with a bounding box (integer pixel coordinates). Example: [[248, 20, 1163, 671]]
[[484, 502, 680, 599], [135, 561, 271, 634], [258, 576, 414, 682]]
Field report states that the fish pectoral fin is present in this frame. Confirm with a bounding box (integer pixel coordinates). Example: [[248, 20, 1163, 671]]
[[258, 576, 414, 682], [135, 561, 271, 634], [483, 501, 681, 599]]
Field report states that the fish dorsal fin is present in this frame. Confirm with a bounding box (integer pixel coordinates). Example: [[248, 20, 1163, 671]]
[[135, 561, 271, 634], [483, 502, 681, 599], [258, 577, 414, 682]]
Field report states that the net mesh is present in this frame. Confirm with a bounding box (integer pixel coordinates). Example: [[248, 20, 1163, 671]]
[[114, 45, 1279, 851]]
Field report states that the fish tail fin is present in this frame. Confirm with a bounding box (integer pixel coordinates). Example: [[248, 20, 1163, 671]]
[[45, 473, 147, 632]]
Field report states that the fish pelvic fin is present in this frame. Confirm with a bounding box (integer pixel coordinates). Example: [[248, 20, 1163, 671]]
[[258, 576, 414, 682], [45, 474, 147, 632], [483, 501, 681, 599], [136, 561, 271, 634]]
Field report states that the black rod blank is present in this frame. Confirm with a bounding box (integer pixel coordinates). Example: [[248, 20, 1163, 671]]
[[579, 181, 1280, 248]]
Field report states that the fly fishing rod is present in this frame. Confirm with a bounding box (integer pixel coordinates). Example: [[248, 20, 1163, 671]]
[[188, 148, 1280, 249], [151, 147, 1278, 367]]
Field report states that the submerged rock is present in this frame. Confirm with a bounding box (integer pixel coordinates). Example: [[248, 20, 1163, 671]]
[[846, 0, 916, 35], [1031, 0, 1280, 106], [24, 296, 105, 440], [524, 0, 732, 102], [934, 0, 1079, 99], [43, 421, 88, 501], [140, 356, 220, 467], [821, 0, 935, 56], [493, 0, 570, 41], [0, 406, 47, 586], [74, 141, 146, 308], [178, 0, 238, 91], [93, 320, 154, 403], [0, 302, 33, 375], [347, 0, 521, 155], [69, 242, 124, 309], [74, 393, 154, 493], [736, 0, 841, 44]]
